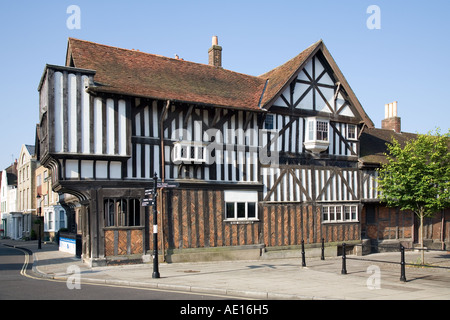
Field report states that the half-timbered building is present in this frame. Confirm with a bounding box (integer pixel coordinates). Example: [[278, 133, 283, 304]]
[[37, 37, 447, 266]]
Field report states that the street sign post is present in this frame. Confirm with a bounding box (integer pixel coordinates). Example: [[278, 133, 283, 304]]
[[151, 173, 160, 279], [143, 176, 179, 278]]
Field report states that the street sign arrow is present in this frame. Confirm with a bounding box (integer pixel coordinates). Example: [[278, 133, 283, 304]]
[[141, 199, 154, 207]]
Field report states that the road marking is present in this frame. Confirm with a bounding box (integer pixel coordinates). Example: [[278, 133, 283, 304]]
[[7, 245, 246, 299], [13, 246, 45, 281]]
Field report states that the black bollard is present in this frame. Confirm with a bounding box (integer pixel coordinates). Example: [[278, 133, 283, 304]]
[[301, 239, 306, 267], [341, 243, 347, 274], [321, 238, 325, 260], [400, 245, 406, 282]]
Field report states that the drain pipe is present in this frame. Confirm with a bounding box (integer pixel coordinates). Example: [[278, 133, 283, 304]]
[[159, 100, 170, 262]]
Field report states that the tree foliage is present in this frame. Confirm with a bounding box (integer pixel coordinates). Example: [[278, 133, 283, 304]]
[[377, 129, 450, 262], [378, 129, 450, 215]]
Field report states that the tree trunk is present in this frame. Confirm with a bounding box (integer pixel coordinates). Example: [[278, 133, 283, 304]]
[[419, 209, 425, 265]]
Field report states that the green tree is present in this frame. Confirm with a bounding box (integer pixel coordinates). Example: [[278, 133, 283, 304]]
[[377, 129, 450, 264]]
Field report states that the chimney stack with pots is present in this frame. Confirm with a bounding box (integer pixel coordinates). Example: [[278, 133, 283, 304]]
[[208, 36, 222, 67], [381, 101, 401, 133]]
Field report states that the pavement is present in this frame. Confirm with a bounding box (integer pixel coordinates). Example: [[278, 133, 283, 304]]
[[2, 239, 450, 300]]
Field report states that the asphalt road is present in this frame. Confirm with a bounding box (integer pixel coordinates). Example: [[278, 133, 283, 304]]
[[0, 244, 234, 301]]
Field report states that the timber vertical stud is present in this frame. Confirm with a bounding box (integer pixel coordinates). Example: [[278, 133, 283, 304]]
[[208, 36, 222, 67]]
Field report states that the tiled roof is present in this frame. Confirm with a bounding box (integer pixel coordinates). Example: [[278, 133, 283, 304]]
[[359, 127, 417, 166], [66, 37, 374, 128], [67, 38, 266, 111], [25, 144, 36, 156]]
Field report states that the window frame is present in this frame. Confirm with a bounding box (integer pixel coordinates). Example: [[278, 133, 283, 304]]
[[104, 198, 142, 227], [304, 117, 330, 153], [315, 120, 329, 141], [224, 190, 258, 222], [322, 204, 359, 223], [59, 210, 66, 230], [263, 114, 274, 130], [173, 141, 207, 164], [347, 124, 357, 141], [306, 118, 329, 143]]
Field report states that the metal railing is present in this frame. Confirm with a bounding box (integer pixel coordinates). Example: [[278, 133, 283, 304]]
[[341, 243, 449, 282], [299, 238, 449, 283]]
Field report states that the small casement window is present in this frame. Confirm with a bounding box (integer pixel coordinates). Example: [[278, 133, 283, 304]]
[[344, 205, 358, 221], [59, 210, 66, 229], [347, 124, 357, 140], [308, 120, 315, 141], [104, 198, 141, 227], [322, 204, 358, 223], [224, 190, 258, 221], [264, 114, 274, 130], [316, 120, 329, 141]]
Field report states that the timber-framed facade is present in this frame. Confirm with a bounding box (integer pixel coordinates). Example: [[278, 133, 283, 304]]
[[36, 37, 449, 266]]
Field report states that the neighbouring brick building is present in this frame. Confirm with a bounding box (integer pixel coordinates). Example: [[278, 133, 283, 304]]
[[359, 108, 450, 251]]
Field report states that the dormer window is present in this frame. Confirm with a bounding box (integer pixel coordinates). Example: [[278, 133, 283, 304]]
[[304, 118, 330, 153]]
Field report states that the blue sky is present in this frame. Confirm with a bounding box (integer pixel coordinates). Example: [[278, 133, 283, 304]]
[[0, 0, 449, 170]]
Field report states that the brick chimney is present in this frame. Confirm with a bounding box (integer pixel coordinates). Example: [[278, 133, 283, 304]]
[[381, 101, 401, 133], [208, 36, 222, 67]]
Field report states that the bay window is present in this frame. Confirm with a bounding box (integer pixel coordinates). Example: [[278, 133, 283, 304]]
[[173, 141, 207, 164], [304, 118, 330, 153]]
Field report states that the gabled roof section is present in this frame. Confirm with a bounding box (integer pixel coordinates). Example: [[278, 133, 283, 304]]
[[18, 144, 36, 167], [258, 40, 322, 108], [66, 38, 267, 111], [258, 40, 374, 128], [24, 145, 35, 157]]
